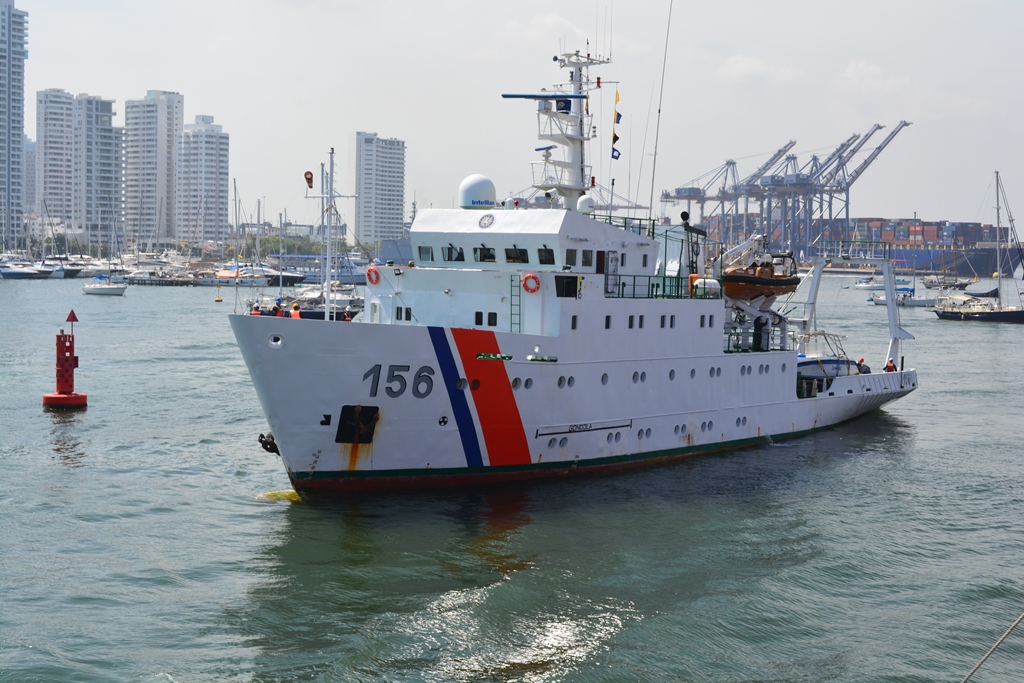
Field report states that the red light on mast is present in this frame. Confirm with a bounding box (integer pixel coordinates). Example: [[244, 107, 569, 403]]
[[304, 171, 314, 189], [596, 77, 601, 88]]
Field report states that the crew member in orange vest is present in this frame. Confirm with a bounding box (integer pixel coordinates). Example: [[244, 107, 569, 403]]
[[290, 303, 302, 319]]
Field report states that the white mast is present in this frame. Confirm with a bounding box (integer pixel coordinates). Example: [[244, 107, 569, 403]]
[[996, 170, 1002, 310]]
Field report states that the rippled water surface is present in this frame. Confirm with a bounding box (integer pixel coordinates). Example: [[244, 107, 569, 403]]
[[2, 277, 1023, 682]]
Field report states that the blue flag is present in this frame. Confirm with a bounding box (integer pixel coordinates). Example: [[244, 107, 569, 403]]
[[611, 147, 621, 160], [615, 111, 622, 124]]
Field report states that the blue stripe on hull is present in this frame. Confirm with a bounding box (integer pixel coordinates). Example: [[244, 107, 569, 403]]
[[427, 326, 484, 468]]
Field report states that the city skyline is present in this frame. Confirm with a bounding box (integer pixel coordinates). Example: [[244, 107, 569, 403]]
[[13, 0, 1024, 233]]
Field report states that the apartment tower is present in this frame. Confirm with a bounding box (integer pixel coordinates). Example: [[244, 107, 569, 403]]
[[350, 131, 406, 246], [175, 115, 229, 245], [125, 90, 183, 247], [0, 0, 27, 247]]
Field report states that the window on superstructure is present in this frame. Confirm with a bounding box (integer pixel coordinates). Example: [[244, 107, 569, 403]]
[[639, 315, 644, 329], [418, 246, 434, 262], [442, 245, 464, 261], [642, 254, 648, 268], [488, 312, 497, 327], [660, 315, 666, 328], [406, 308, 413, 321], [565, 249, 577, 266], [538, 248, 555, 265], [620, 253, 627, 267], [709, 314, 714, 328], [582, 250, 593, 267], [475, 311, 483, 326], [628, 315, 634, 329], [700, 315, 705, 328], [505, 247, 529, 264], [571, 315, 578, 330], [670, 315, 676, 328], [396, 307, 403, 321], [605, 315, 611, 329], [474, 246, 496, 262]]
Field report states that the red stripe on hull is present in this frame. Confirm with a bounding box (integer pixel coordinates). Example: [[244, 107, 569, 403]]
[[451, 328, 532, 466]]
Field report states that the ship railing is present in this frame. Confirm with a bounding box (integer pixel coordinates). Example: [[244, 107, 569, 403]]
[[603, 273, 720, 300], [815, 239, 893, 261], [723, 328, 790, 354]]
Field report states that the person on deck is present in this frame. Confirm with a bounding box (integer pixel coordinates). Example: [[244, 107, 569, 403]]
[[884, 359, 897, 372], [857, 358, 871, 374], [290, 303, 302, 319], [251, 303, 261, 315], [271, 303, 283, 317]]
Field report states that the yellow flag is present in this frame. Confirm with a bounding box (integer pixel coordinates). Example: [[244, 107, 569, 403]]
[[615, 89, 620, 104]]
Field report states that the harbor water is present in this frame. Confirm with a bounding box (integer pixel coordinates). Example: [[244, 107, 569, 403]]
[[2, 277, 1023, 683]]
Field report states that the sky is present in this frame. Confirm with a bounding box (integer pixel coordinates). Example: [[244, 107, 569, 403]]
[[19, 0, 1024, 229]]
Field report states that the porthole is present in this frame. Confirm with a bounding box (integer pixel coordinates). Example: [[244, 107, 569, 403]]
[[548, 437, 557, 448], [674, 425, 680, 435], [512, 377, 521, 389], [758, 364, 764, 375], [645, 427, 651, 438], [607, 433, 614, 443], [708, 420, 714, 430], [782, 363, 787, 373], [742, 416, 747, 426], [568, 376, 575, 387], [669, 369, 676, 381], [524, 378, 533, 389], [456, 378, 468, 390], [558, 376, 566, 388], [709, 367, 715, 378], [267, 334, 284, 349], [680, 424, 687, 435], [614, 431, 621, 443], [701, 421, 707, 432], [640, 371, 647, 382], [559, 437, 568, 448], [736, 417, 742, 427], [470, 379, 480, 391], [765, 364, 770, 373], [747, 365, 753, 375], [633, 371, 640, 383], [601, 373, 609, 385], [716, 367, 721, 377], [690, 369, 696, 379], [741, 365, 746, 376], [637, 429, 644, 440]]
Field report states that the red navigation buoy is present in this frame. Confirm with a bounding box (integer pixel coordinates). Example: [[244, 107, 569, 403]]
[[43, 310, 87, 410]]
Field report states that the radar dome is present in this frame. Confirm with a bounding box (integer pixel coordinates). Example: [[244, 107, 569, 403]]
[[577, 195, 596, 214], [458, 174, 496, 210]]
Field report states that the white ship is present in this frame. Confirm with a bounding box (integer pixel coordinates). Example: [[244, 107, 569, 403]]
[[231, 52, 918, 494]]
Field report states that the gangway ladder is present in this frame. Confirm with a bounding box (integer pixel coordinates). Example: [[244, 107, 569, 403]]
[[510, 273, 523, 333]]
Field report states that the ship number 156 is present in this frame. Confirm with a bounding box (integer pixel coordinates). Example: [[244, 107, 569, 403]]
[[363, 364, 434, 398]]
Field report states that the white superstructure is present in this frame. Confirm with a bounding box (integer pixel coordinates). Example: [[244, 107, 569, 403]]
[[350, 131, 406, 246], [125, 90, 183, 247], [231, 52, 917, 495], [176, 115, 229, 244], [0, 0, 26, 248]]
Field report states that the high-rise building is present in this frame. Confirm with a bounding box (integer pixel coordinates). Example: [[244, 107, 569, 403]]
[[350, 131, 406, 245], [35, 88, 74, 224], [176, 115, 229, 244], [125, 90, 183, 246], [1, 0, 27, 248], [73, 94, 124, 241], [36, 90, 124, 243]]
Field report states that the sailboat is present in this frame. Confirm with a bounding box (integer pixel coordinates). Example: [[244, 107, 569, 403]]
[[934, 172, 1024, 323]]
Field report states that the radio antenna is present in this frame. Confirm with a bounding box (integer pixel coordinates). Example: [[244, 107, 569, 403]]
[[647, 0, 673, 224]]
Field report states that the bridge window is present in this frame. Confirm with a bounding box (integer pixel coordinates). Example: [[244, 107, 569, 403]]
[[582, 250, 593, 267], [538, 248, 555, 265], [487, 312, 497, 326], [474, 246, 496, 262], [475, 311, 483, 325], [442, 245, 464, 261], [505, 246, 529, 263], [565, 248, 577, 267], [418, 246, 434, 262]]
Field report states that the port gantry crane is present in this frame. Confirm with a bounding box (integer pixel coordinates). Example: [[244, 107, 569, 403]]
[[662, 122, 910, 254]]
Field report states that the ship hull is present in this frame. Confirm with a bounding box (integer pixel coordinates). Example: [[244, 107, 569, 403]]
[[230, 313, 917, 494]]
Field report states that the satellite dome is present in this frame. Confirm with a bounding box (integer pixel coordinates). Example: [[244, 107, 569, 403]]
[[458, 174, 496, 210], [577, 195, 596, 214]]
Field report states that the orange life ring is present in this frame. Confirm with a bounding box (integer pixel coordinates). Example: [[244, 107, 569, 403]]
[[366, 265, 380, 285], [522, 273, 540, 293]]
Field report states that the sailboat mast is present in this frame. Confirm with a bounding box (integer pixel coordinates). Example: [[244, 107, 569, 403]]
[[996, 171, 1002, 306]]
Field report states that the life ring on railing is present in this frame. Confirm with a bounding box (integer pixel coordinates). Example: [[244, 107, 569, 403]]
[[522, 273, 541, 293], [688, 273, 700, 296], [366, 265, 380, 285]]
